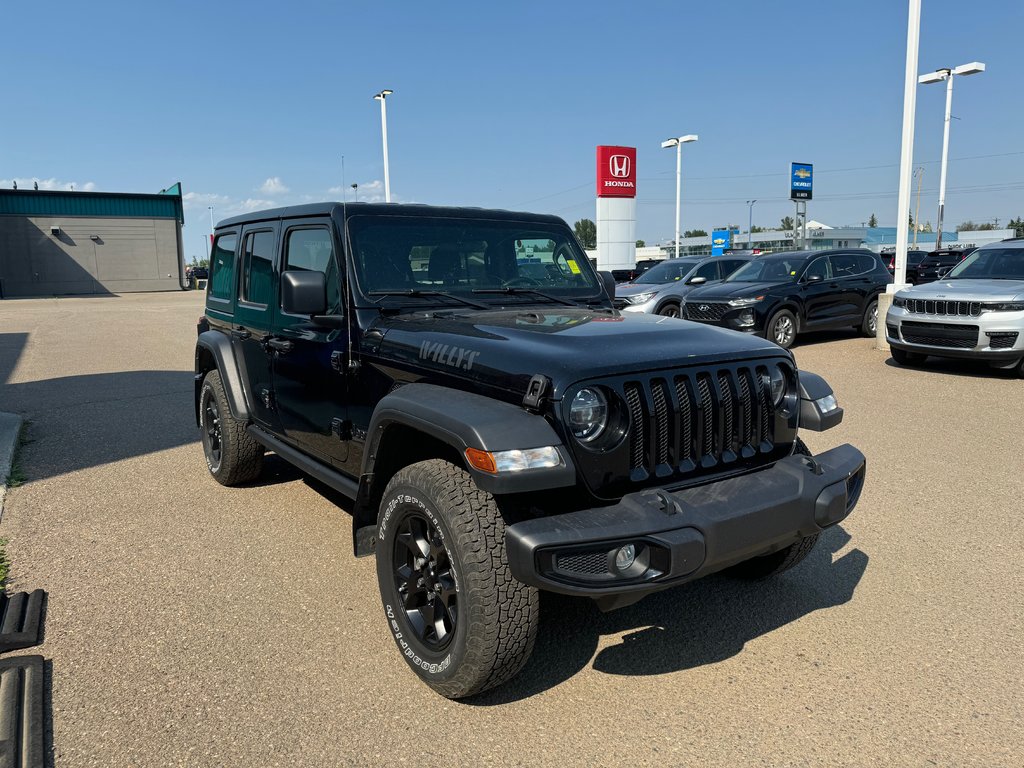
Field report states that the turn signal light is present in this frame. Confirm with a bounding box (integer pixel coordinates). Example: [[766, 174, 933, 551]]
[[465, 448, 498, 474]]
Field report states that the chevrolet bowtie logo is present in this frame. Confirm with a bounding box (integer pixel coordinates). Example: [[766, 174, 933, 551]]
[[794, 168, 811, 179]]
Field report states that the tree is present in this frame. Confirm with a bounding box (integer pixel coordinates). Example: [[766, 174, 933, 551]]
[[750, 226, 766, 234], [573, 218, 596, 249], [957, 220, 997, 232], [1009, 217, 1024, 238], [780, 216, 794, 231], [635, 239, 645, 248], [190, 256, 210, 269], [683, 229, 707, 238], [868, 214, 878, 228]]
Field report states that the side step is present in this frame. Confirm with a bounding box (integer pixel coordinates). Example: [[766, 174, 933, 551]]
[[0, 655, 44, 768], [0, 592, 45, 654], [246, 426, 359, 498]]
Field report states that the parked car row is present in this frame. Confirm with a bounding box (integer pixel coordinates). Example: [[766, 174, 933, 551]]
[[615, 249, 891, 349], [877, 246, 976, 284]]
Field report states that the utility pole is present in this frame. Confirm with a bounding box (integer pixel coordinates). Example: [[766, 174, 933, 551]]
[[746, 200, 757, 247], [913, 166, 924, 248], [373, 89, 394, 203]]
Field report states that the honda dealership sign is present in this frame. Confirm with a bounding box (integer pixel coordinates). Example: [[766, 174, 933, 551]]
[[596, 146, 637, 198], [595, 145, 637, 270]]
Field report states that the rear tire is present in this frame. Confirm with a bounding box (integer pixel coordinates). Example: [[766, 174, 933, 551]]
[[860, 299, 879, 337], [375, 459, 539, 699], [727, 438, 819, 580], [199, 370, 264, 486], [890, 347, 927, 366]]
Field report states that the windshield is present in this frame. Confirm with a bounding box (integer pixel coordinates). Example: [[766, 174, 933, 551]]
[[726, 255, 804, 283], [633, 260, 698, 285], [946, 248, 1024, 280], [347, 215, 603, 304]]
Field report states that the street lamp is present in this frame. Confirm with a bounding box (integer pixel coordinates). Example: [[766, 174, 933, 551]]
[[918, 61, 985, 249], [373, 89, 394, 203], [746, 200, 757, 247], [660, 134, 698, 259], [351, 183, 358, 202]]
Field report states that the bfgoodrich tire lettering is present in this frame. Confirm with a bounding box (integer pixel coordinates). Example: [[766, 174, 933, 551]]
[[375, 459, 539, 699]]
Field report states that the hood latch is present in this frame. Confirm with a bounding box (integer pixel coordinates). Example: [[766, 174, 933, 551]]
[[522, 374, 550, 412]]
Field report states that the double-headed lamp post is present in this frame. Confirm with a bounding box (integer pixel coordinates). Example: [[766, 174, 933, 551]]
[[746, 200, 757, 247], [661, 134, 698, 259], [918, 62, 985, 249], [373, 89, 394, 203]]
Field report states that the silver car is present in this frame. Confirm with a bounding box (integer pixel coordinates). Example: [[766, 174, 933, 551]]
[[614, 255, 751, 317], [885, 240, 1024, 374]]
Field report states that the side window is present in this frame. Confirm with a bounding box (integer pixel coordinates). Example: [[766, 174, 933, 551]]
[[855, 254, 877, 274], [831, 253, 860, 277], [720, 259, 745, 277], [241, 230, 275, 306], [283, 227, 341, 313], [209, 232, 238, 301], [693, 261, 719, 281], [805, 257, 831, 281]]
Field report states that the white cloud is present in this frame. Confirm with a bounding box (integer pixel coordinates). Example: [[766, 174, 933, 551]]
[[238, 198, 277, 211], [183, 191, 231, 210], [259, 177, 289, 195], [0, 177, 97, 191]]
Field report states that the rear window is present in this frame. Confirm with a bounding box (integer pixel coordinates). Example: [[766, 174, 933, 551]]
[[209, 233, 238, 301]]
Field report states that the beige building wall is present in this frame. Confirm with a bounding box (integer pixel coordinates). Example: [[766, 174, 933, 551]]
[[0, 215, 184, 297]]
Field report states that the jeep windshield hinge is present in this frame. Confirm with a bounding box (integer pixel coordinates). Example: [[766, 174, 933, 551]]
[[522, 374, 550, 412]]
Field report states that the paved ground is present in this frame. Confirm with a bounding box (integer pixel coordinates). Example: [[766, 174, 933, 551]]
[[0, 292, 1021, 767]]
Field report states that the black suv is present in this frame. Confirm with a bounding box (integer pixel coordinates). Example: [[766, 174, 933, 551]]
[[194, 203, 865, 698], [682, 249, 892, 349], [879, 249, 927, 284], [916, 247, 977, 284]]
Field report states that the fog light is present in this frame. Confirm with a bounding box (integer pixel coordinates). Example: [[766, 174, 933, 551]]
[[814, 394, 838, 413], [614, 543, 636, 570], [737, 309, 755, 326]]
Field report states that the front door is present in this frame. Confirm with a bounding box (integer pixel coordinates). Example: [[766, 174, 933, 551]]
[[270, 219, 350, 466], [801, 255, 842, 328], [233, 223, 281, 431]]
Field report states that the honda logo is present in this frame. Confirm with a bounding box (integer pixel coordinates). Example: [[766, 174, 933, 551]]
[[609, 155, 631, 178]]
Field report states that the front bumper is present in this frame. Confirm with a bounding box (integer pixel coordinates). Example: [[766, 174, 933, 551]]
[[885, 306, 1024, 362], [505, 443, 865, 600], [682, 305, 763, 333]]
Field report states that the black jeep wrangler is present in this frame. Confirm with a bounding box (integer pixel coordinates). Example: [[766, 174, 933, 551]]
[[194, 203, 866, 699]]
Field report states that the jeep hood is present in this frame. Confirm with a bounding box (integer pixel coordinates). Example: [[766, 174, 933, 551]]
[[366, 308, 786, 399]]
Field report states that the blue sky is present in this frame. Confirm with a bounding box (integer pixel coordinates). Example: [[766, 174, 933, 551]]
[[3, 0, 1022, 259]]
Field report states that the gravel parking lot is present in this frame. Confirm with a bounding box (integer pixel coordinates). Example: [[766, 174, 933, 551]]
[[1, 291, 1021, 767]]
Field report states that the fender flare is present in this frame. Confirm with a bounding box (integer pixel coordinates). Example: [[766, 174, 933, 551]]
[[797, 371, 843, 432], [351, 382, 577, 555], [194, 330, 251, 426]]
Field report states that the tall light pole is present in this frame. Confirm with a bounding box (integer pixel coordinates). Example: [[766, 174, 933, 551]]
[[918, 62, 985, 250], [660, 134, 698, 259], [373, 89, 394, 203], [746, 200, 757, 247], [207, 206, 214, 260], [351, 183, 358, 202]]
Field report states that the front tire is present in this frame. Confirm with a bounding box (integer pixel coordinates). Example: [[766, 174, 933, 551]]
[[375, 459, 539, 699], [727, 438, 819, 579], [199, 370, 264, 486], [766, 308, 798, 349], [890, 347, 927, 366], [656, 301, 681, 318]]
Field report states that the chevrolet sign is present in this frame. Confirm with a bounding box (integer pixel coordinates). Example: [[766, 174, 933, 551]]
[[791, 162, 813, 200]]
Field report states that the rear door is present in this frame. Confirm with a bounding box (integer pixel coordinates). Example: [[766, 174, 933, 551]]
[[234, 222, 282, 431], [270, 218, 350, 466], [829, 252, 873, 323], [801, 255, 841, 327]]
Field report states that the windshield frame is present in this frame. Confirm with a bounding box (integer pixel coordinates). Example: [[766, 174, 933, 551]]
[[342, 213, 607, 309]]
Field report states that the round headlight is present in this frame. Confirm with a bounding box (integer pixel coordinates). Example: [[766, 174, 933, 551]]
[[569, 388, 608, 443], [769, 366, 786, 407]]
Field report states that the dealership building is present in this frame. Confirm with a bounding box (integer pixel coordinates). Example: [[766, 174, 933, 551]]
[[0, 185, 187, 298]]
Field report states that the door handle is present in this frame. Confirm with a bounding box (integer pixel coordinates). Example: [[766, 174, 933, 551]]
[[265, 338, 295, 354], [231, 327, 251, 340]]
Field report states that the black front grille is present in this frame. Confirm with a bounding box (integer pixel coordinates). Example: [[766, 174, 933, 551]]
[[620, 365, 775, 481], [902, 298, 981, 317], [684, 302, 730, 321], [901, 320, 979, 349], [987, 332, 1019, 349]]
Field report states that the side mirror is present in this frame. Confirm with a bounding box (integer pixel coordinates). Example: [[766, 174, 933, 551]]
[[598, 271, 617, 301], [805, 274, 824, 283], [281, 270, 327, 316], [687, 276, 707, 285]]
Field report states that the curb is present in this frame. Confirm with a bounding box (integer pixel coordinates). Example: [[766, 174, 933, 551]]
[[0, 412, 23, 520]]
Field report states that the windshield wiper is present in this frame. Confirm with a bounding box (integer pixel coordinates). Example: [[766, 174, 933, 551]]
[[368, 289, 490, 310], [471, 287, 583, 307]]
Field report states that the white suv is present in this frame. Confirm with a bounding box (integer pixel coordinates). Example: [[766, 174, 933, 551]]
[[885, 240, 1024, 375]]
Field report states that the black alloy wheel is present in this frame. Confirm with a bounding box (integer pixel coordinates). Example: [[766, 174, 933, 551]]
[[392, 513, 458, 650], [768, 309, 797, 349], [201, 389, 223, 472]]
